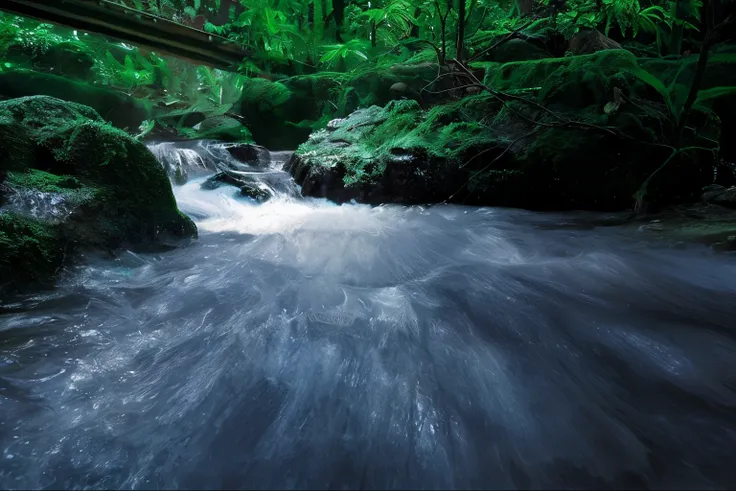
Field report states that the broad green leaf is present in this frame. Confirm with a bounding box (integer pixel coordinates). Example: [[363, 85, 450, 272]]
[[695, 86, 736, 104]]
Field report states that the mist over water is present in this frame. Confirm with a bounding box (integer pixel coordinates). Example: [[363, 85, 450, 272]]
[[1, 143, 736, 489]]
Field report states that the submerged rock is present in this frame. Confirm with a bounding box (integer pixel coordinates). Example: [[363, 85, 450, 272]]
[[702, 185, 736, 208], [289, 50, 726, 211], [0, 96, 196, 293]]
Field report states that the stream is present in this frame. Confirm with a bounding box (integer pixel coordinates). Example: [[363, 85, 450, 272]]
[[1, 141, 735, 489]]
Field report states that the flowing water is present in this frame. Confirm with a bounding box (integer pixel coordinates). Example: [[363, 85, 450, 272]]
[[1, 142, 736, 489]]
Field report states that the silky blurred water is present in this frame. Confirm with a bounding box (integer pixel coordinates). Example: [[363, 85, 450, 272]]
[[1, 147, 736, 489]]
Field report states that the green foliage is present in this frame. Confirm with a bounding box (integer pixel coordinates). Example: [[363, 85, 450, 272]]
[[319, 39, 370, 66], [598, 0, 668, 38], [628, 54, 736, 126]]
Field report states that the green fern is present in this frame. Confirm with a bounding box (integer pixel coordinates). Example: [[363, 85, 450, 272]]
[[319, 39, 370, 66]]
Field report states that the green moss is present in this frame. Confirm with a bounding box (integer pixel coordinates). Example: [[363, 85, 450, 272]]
[[0, 211, 64, 291], [486, 50, 641, 110], [6, 169, 84, 193], [5, 170, 98, 211], [32, 118, 197, 244], [297, 97, 505, 188]]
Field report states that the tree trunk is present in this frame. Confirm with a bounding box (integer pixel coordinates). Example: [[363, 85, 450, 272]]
[[435, 0, 451, 63], [456, 0, 466, 60], [333, 0, 346, 42], [677, 0, 714, 145], [410, 7, 422, 37], [670, 0, 684, 55], [314, 0, 324, 40], [517, 0, 534, 16], [440, 17, 447, 62]]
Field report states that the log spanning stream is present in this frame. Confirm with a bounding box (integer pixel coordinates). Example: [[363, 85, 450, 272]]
[[1, 141, 735, 489]]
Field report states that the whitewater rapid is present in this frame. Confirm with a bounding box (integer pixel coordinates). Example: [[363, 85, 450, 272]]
[[1, 143, 735, 489]]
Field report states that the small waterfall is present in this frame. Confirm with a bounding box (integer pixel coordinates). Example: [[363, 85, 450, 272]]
[[148, 140, 301, 200]]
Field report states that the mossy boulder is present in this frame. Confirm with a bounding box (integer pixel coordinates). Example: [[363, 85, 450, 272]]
[[0, 212, 64, 289], [0, 96, 196, 293], [0, 69, 152, 131], [487, 38, 553, 63], [290, 50, 723, 210], [485, 49, 642, 109], [569, 30, 622, 55], [274, 62, 457, 145], [289, 98, 513, 205]]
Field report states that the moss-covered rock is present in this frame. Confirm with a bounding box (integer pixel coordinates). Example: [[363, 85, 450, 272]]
[[0, 212, 65, 291], [0, 69, 152, 131], [485, 49, 642, 109], [232, 59, 471, 150], [487, 38, 553, 63], [0, 96, 196, 293], [289, 97, 515, 205], [290, 50, 724, 211]]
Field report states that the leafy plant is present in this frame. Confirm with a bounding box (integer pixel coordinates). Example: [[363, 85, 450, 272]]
[[319, 39, 370, 66]]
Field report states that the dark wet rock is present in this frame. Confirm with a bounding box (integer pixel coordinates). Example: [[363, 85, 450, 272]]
[[239, 183, 271, 202], [0, 96, 196, 293], [201, 172, 271, 202], [488, 38, 553, 62], [569, 30, 622, 55], [200, 172, 244, 191], [702, 185, 736, 208], [225, 143, 271, 165]]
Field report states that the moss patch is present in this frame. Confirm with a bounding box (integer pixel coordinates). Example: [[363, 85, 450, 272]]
[[0, 212, 64, 291]]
